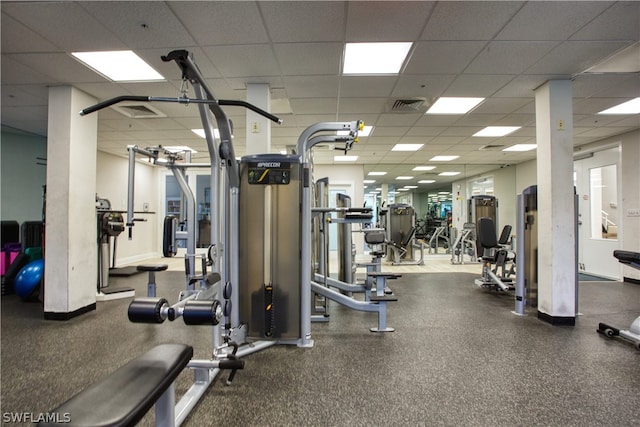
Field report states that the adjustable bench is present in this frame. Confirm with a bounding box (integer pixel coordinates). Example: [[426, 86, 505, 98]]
[[38, 344, 193, 427], [597, 250, 640, 350]]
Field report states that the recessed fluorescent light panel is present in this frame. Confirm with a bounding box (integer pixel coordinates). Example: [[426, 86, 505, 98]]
[[343, 42, 413, 75], [503, 144, 537, 152], [473, 126, 521, 137], [71, 50, 164, 82], [364, 180, 376, 184], [396, 176, 413, 180], [412, 166, 436, 171], [334, 155, 358, 162], [430, 155, 459, 161], [418, 179, 436, 184], [368, 171, 387, 176], [438, 172, 460, 176], [426, 97, 485, 114], [597, 97, 640, 115], [392, 144, 423, 152]]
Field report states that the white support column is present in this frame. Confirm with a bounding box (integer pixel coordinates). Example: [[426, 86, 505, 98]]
[[44, 86, 98, 319], [245, 83, 271, 155], [534, 79, 576, 325], [381, 184, 389, 206]]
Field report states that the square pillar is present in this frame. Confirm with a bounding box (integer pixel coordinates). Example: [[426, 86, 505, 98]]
[[44, 86, 98, 319], [534, 80, 577, 325], [245, 83, 271, 155]]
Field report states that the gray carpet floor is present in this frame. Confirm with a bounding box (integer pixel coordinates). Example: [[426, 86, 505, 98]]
[[1, 271, 639, 426]]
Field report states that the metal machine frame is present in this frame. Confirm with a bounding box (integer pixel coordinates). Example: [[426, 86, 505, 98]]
[[79, 49, 379, 425]]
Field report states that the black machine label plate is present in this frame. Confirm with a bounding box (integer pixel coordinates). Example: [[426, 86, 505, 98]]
[[247, 161, 291, 185]]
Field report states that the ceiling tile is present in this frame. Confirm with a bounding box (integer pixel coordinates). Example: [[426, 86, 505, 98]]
[[259, 1, 346, 43], [421, 1, 523, 40], [405, 41, 486, 74], [81, 1, 196, 48], [273, 43, 342, 76], [570, 2, 640, 41], [346, 1, 436, 42], [466, 41, 558, 75], [496, 1, 611, 41], [202, 45, 279, 78], [526, 41, 632, 75]]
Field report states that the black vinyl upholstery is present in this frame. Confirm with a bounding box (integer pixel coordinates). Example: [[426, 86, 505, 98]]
[[38, 344, 193, 427]]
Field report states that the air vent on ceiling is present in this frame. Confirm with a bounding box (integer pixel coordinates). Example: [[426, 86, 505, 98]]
[[388, 98, 426, 113], [112, 103, 166, 119], [479, 144, 505, 151]]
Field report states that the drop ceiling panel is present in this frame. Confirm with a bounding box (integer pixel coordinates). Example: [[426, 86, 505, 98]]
[[81, 1, 196, 49], [376, 113, 421, 127], [9, 53, 110, 85], [1, 55, 55, 85], [282, 76, 340, 98], [0, 13, 59, 53], [338, 76, 398, 98], [259, 1, 346, 43], [345, 1, 435, 42], [491, 74, 564, 98], [1, 0, 638, 189], [466, 41, 558, 74], [290, 98, 339, 115], [392, 75, 454, 99], [338, 98, 388, 114], [201, 45, 279, 78], [421, 1, 523, 41], [527, 41, 632, 75], [274, 43, 342, 76], [1, 2, 126, 51], [570, 2, 640, 41], [405, 41, 486, 75], [495, 1, 611, 41], [169, 1, 266, 45]]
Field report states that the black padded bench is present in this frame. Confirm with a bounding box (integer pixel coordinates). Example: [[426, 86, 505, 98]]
[[38, 344, 193, 427], [613, 250, 640, 270]]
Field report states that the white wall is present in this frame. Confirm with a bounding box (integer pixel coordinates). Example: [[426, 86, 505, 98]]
[[609, 130, 639, 279], [0, 129, 47, 223], [96, 151, 159, 265], [515, 159, 537, 194], [313, 164, 365, 254]]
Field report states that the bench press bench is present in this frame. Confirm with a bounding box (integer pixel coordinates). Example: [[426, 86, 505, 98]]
[[38, 344, 193, 427]]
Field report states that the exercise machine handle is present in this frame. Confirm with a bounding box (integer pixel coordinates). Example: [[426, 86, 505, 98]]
[[79, 95, 150, 116], [219, 99, 282, 124]]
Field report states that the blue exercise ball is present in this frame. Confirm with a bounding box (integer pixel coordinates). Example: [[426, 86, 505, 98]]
[[14, 258, 44, 300]]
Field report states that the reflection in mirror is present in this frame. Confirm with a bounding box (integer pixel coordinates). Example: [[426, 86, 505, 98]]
[[589, 164, 618, 240]]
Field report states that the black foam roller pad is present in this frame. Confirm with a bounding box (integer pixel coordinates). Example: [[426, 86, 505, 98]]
[[183, 300, 221, 325], [128, 298, 168, 323]]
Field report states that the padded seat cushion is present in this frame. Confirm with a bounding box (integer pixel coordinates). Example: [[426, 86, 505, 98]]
[[38, 344, 193, 427]]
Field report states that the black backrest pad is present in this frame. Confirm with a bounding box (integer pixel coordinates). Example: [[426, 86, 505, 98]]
[[364, 230, 386, 245], [498, 225, 512, 245], [38, 344, 193, 427], [401, 227, 416, 247], [613, 250, 640, 267], [477, 217, 498, 249]]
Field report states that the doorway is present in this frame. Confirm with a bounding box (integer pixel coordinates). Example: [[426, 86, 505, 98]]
[[574, 146, 621, 279]]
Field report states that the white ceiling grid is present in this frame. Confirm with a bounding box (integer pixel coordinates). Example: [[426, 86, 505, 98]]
[[1, 1, 638, 189]]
